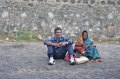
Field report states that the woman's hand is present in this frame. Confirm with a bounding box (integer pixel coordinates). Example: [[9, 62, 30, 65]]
[[81, 51, 86, 55], [92, 44, 96, 47], [85, 45, 90, 48]]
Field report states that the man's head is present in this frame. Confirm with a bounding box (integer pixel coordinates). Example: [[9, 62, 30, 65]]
[[54, 27, 62, 38], [82, 30, 88, 40]]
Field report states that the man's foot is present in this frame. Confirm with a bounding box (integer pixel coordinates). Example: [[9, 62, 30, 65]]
[[70, 57, 75, 65], [48, 57, 55, 65]]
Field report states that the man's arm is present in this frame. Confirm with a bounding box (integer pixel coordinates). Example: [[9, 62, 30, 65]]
[[46, 42, 56, 46], [44, 37, 54, 45], [44, 38, 61, 47], [58, 37, 74, 46], [46, 42, 61, 47], [65, 37, 74, 44]]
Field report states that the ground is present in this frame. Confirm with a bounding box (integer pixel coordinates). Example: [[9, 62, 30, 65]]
[[0, 42, 120, 79]]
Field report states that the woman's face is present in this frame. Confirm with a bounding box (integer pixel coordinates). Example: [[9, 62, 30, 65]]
[[83, 32, 88, 40]]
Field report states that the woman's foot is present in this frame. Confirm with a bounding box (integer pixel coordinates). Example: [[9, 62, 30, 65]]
[[91, 60, 97, 63], [97, 58, 102, 62], [91, 58, 102, 63]]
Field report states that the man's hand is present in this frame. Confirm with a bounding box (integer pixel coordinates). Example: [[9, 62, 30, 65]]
[[55, 43, 61, 47], [60, 42, 69, 46]]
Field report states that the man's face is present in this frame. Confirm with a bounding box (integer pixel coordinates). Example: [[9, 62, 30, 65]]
[[55, 30, 62, 38], [83, 32, 88, 40]]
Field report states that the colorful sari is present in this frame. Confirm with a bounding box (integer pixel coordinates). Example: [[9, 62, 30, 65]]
[[74, 35, 101, 61]]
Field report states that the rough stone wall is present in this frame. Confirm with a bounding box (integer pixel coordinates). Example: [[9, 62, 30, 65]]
[[0, 0, 120, 39]]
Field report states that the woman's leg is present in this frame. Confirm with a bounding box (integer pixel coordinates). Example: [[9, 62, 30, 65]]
[[89, 46, 102, 62], [84, 46, 101, 62], [90, 46, 101, 60]]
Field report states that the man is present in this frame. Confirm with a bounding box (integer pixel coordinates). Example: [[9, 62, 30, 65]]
[[44, 27, 75, 65]]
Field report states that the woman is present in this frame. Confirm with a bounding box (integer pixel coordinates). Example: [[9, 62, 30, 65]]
[[74, 30, 102, 62]]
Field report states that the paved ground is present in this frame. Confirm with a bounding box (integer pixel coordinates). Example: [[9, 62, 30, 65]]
[[0, 42, 120, 79]]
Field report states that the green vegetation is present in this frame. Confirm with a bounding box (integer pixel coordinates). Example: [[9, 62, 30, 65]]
[[0, 31, 44, 42], [16, 31, 38, 40], [0, 31, 119, 44]]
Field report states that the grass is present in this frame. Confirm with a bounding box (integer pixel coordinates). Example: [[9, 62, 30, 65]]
[[16, 31, 38, 40], [0, 32, 120, 44], [0, 31, 44, 42]]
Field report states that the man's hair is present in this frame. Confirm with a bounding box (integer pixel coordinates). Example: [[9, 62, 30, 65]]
[[54, 27, 62, 33]]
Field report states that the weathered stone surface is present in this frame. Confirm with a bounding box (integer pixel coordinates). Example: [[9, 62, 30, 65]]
[[0, 0, 120, 40], [107, 25, 115, 37]]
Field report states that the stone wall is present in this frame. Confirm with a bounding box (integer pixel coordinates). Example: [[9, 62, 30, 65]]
[[0, 0, 120, 40]]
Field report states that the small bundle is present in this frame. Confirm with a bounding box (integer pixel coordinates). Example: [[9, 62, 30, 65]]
[[75, 56, 89, 64]]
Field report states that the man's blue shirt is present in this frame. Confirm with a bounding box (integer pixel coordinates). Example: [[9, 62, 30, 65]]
[[44, 36, 74, 58]]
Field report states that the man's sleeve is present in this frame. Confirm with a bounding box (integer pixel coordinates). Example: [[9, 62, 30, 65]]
[[44, 37, 53, 45], [65, 37, 74, 44]]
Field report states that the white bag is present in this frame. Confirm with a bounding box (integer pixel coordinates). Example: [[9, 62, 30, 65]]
[[75, 56, 89, 64]]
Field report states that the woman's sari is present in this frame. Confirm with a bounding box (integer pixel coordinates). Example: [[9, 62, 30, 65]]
[[74, 35, 101, 60]]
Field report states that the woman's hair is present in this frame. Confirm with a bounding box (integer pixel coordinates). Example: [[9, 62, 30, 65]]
[[54, 27, 62, 33], [82, 30, 88, 36]]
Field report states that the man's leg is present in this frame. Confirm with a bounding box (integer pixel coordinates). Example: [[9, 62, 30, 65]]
[[47, 45, 55, 65], [47, 45, 65, 59], [67, 44, 74, 55], [47, 45, 53, 58], [67, 44, 75, 65]]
